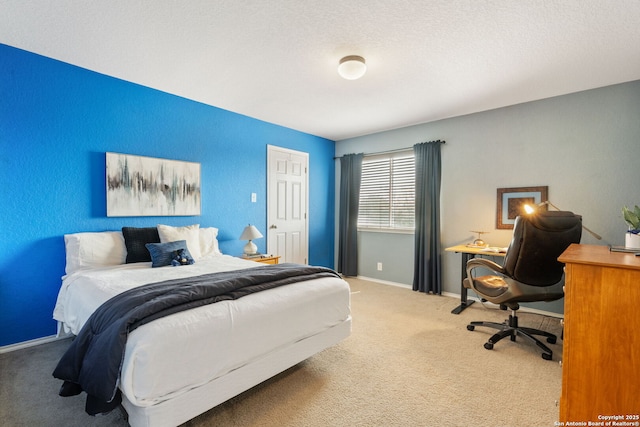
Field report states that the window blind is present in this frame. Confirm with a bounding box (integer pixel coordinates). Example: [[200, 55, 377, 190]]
[[358, 152, 415, 230]]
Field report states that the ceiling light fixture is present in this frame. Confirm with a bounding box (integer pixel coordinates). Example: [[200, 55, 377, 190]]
[[338, 55, 366, 80]]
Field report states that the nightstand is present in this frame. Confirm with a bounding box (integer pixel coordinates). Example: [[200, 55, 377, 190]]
[[241, 255, 281, 265]]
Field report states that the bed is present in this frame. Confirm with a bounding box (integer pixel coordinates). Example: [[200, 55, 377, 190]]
[[52, 225, 351, 427]]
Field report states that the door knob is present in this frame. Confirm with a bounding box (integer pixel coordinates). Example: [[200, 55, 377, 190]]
[[270, 224, 277, 229]]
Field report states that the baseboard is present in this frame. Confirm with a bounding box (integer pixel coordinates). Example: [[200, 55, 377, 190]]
[[0, 334, 69, 354], [355, 275, 412, 289], [355, 275, 564, 319]]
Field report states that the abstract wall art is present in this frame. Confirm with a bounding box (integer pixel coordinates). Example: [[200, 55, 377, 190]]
[[106, 152, 201, 216]]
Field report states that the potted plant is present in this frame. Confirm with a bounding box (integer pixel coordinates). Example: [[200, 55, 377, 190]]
[[622, 205, 640, 248]]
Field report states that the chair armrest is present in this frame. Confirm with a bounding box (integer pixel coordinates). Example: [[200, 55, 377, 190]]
[[465, 258, 505, 281]]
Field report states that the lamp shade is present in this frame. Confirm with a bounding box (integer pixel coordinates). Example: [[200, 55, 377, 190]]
[[338, 55, 366, 80], [240, 224, 263, 241]]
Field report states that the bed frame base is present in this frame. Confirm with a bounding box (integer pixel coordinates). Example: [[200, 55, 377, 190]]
[[122, 318, 351, 427]]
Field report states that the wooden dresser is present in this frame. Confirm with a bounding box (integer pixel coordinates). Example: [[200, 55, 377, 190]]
[[558, 244, 640, 422]]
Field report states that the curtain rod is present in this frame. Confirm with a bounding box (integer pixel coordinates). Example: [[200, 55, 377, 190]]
[[333, 140, 445, 159]]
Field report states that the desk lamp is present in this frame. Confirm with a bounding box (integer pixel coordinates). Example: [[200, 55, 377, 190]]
[[524, 201, 602, 240]]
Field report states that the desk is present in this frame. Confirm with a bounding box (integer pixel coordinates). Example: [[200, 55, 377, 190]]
[[445, 244, 506, 314], [558, 244, 640, 422]]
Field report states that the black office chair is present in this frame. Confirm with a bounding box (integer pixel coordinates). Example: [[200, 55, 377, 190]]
[[463, 211, 582, 360]]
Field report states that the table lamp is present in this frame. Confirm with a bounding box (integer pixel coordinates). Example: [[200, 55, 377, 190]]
[[240, 224, 263, 255]]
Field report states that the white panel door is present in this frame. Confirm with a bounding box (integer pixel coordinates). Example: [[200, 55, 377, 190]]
[[267, 145, 308, 264]]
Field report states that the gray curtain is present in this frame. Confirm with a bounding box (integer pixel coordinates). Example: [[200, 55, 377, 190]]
[[338, 153, 363, 276], [413, 141, 443, 294]]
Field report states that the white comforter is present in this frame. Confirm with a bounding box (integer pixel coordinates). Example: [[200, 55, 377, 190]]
[[53, 255, 351, 407]]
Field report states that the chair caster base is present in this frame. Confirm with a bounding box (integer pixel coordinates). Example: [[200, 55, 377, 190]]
[[466, 317, 557, 361]]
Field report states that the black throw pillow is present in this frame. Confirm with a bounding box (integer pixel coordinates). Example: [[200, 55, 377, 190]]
[[122, 227, 160, 263]]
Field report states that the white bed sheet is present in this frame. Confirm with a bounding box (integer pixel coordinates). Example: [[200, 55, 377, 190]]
[[53, 255, 351, 407]]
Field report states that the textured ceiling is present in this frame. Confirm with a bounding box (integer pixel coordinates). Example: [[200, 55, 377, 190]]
[[1, 1, 639, 141]]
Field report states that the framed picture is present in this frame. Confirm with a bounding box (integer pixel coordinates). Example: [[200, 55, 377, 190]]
[[496, 186, 548, 229], [106, 152, 201, 217]]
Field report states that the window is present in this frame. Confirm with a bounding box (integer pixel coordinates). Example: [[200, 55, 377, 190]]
[[358, 151, 415, 231]]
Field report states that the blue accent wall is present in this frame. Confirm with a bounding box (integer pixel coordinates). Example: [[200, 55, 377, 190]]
[[0, 44, 336, 346]]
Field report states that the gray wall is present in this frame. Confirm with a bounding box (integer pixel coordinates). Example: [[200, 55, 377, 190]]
[[335, 80, 640, 313]]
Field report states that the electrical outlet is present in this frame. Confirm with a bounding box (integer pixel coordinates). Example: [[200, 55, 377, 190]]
[[251, 193, 257, 203], [377, 262, 382, 271]]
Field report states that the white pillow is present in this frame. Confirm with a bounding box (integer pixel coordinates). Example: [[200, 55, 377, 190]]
[[157, 224, 202, 260], [199, 227, 222, 256], [64, 231, 127, 275]]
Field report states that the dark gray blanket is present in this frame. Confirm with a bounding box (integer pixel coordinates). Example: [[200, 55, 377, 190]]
[[52, 263, 340, 415]]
